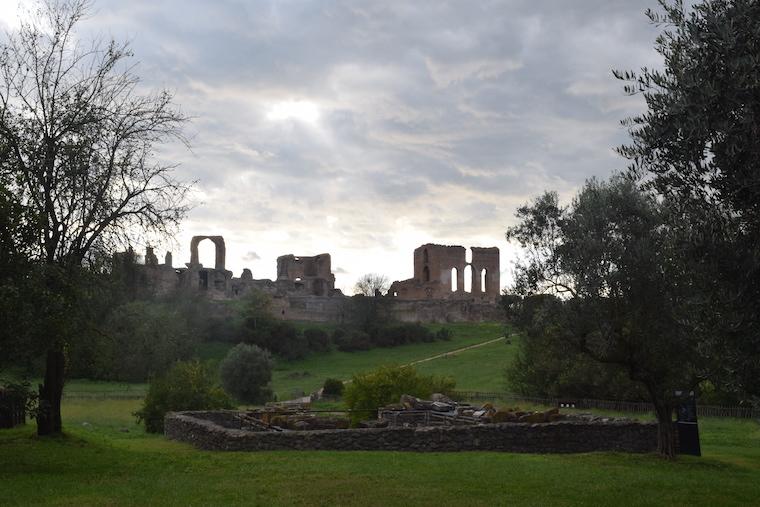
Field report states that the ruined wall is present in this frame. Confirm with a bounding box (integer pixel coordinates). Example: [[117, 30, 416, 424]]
[[165, 411, 659, 453], [390, 243, 500, 302], [274, 295, 348, 322], [122, 238, 503, 323], [387, 299, 502, 323], [276, 254, 336, 297]]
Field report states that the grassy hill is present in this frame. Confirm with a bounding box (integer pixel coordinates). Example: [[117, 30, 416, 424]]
[[59, 322, 511, 400], [269, 322, 512, 399]]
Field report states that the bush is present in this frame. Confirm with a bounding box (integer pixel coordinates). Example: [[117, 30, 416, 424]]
[[335, 329, 373, 352], [219, 344, 274, 404], [269, 322, 308, 360], [134, 360, 234, 433], [304, 328, 331, 353], [322, 378, 345, 398], [343, 365, 455, 425]]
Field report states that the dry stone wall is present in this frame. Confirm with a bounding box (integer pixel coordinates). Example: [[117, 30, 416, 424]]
[[165, 411, 658, 453]]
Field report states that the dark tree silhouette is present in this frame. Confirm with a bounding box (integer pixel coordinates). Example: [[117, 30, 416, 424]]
[[0, 0, 191, 435]]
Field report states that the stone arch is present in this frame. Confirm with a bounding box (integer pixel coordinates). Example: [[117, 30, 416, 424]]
[[422, 265, 430, 282], [190, 236, 226, 270]]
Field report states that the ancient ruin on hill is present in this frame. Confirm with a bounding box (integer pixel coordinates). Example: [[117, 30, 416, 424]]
[[121, 236, 502, 323], [389, 243, 500, 302]]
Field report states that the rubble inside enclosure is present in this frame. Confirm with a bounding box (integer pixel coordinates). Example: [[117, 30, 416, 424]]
[[235, 407, 350, 432], [379, 394, 562, 427], [377, 394, 639, 427], [194, 395, 642, 435]]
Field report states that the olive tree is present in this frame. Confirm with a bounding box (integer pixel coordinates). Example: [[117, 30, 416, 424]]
[[507, 176, 706, 457], [616, 0, 760, 401], [0, 0, 190, 435]]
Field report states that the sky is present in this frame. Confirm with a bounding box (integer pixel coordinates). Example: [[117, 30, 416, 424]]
[[0, 1, 664, 293]]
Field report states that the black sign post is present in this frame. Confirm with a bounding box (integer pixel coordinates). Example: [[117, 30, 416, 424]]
[[674, 391, 701, 456]]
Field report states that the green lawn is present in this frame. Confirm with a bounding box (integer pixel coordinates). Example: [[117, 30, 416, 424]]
[[269, 322, 507, 399], [414, 338, 519, 392], [60, 323, 508, 400], [1, 398, 758, 506]]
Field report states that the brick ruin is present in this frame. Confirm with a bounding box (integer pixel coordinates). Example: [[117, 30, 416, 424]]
[[124, 236, 502, 322], [388, 244, 500, 303]]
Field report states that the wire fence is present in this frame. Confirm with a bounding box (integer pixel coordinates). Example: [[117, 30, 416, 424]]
[[450, 390, 759, 420], [62, 390, 146, 400]]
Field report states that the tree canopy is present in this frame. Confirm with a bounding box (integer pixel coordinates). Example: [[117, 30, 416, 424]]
[[0, 0, 191, 435]]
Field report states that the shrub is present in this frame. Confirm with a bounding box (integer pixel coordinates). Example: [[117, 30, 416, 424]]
[[268, 322, 308, 360], [134, 360, 234, 433], [219, 344, 274, 404], [304, 328, 331, 353], [322, 378, 345, 398], [343, 365, 455, 425], [335, 329, 373, 352]]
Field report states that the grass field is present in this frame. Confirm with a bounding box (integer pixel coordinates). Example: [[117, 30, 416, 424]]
[[58, 322, 509, 400], [194, 322, 508, 398], [268, 322, 509, 398], [1, 398, 758, 506], [4, 322, 759, 505]]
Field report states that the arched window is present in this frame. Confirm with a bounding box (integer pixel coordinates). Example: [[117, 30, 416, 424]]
[[464, 265, 472, 293], [481, 269, 487, 292], [451, 267, 458, 292], [423, 248, 429, 264], [423, 265, 430, 282], [196, 239, 216, 268]]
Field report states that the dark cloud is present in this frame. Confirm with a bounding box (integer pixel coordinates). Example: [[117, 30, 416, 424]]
[[53, 0, 666, 290]]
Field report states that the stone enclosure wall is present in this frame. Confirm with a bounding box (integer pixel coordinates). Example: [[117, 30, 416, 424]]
[[165, 411, 658, 453]]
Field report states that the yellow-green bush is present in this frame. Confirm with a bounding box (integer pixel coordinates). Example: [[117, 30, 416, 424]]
[[343, 365, 455, 425]]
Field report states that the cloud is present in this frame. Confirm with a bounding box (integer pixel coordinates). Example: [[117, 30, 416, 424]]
[[243, 251, 261, 262], [60, 0, 665, 292]]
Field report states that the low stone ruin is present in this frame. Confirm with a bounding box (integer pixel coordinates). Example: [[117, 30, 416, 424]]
[[164, 407, 658, 453]]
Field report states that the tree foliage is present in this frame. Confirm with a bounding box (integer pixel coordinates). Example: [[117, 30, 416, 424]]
[[343, 365, 455, 425], [507, 176, 702, 457], [219, 344, 273, 405], [616, 0, 760, 400], [134, 360, 234, 433], [0, 0, 191, 434]]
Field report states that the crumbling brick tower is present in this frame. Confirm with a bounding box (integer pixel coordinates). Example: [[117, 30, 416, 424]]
[[389, 243, 500, 302], [276, 253, 336, 296]]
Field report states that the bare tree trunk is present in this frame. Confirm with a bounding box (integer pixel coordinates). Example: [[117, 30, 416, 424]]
[[653, 398, 676, 458], [37, 347, 65, 436]]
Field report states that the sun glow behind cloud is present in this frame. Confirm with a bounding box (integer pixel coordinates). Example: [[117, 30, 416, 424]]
[[266, 100, 320, 124]]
